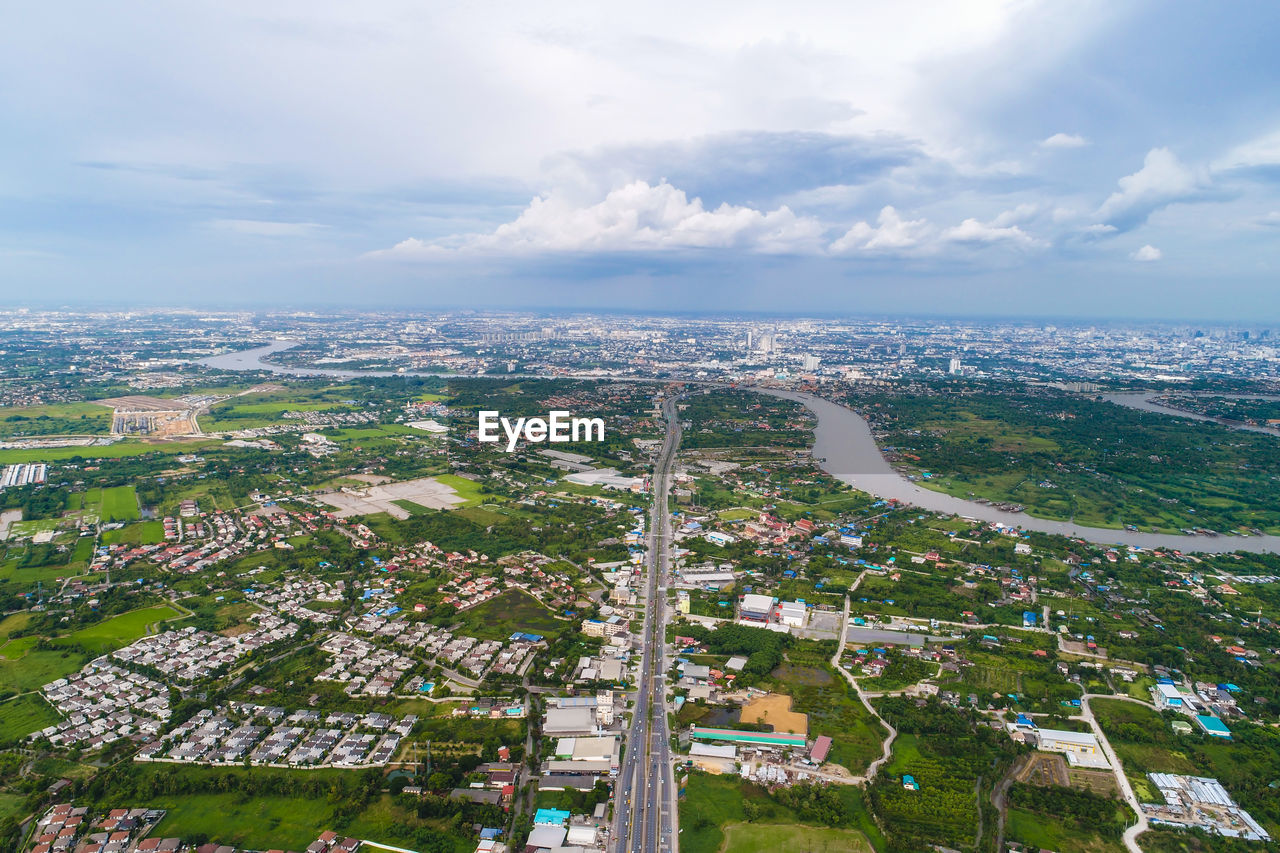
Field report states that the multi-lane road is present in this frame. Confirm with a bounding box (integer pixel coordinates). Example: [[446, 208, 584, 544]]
[[613, 395, 681, 853]]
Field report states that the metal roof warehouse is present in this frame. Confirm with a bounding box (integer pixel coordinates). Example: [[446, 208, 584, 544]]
[[690, 726, 807, 748]]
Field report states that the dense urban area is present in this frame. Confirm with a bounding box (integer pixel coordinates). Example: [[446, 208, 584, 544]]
[[1, 309, 1280, 853]]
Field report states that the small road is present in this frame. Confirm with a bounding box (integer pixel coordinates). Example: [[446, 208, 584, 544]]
[[830, 594, 897, 784], [1077, 693, 1149, 853]]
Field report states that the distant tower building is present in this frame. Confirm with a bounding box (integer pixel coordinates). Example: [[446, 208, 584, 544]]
[[803, 354, 820, 371], [949, 357, 962, 375], [898, 341, 906, 356], [746, 330, 753, 351]]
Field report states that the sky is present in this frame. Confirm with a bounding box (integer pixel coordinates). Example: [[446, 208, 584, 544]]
[[2, 1, 1279, 319]]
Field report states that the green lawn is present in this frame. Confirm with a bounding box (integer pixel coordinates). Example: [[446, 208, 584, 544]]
[[0, 692, 60, 741], [391, 499, 435, 516], [458, 588, 565, 640], [100, 520, 167, 545], [99, 485, 140, 522], [0, 439, 219, 464], [0, 647, 87, 694], [1006, 807, 1125, 853], [0, 402, 112, 438], [435, 474, 485, 507], [56, 604, 183, 654], [680, 773, 879, 853], [722, 822, 872, 853], [150, 792, 341, 850]]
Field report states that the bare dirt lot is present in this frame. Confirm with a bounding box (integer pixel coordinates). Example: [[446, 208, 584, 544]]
[[740, 692, 809, 735], [317, 476, 464, 519], [1016, 752, 1069, 788]]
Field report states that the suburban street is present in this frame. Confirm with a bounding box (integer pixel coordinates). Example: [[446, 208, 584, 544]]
[[613, 395, 681, 853]]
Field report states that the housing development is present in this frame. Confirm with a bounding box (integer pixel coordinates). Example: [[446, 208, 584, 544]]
[[0, 310, 1275, 853]]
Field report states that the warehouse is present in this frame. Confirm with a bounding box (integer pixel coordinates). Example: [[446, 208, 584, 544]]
[[739, 593, 775, 623], [1034, 728, 1110, 768]]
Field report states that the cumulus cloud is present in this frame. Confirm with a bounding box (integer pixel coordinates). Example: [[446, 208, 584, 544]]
[[942, 217, 1040, 247], [1040, 132, 1088, 149], [1096, 148, 1208, 230], [373, 181, 827, 256], [1131, 244, 1162, 262], [210, 219, 325, 237], [828, 206, 931, 254]]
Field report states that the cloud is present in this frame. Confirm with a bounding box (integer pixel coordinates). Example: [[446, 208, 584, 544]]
[[210, 219, 326, 237], [1096, 147, 1209, 230], [1040, 133, 1089, 149], [1257, 211, 1280, 228], [1214, 128, 1280, 172], [1131, 244, 1162, 262], [373, 181, 827, 256], [942, 217, 1040, 247], [548, 131, 924, 206], [829, 206, 931, 254]]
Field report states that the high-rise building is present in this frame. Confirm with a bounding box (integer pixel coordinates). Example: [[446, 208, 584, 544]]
[[949, 357, 962, 374], [802, 354, 820, 371]]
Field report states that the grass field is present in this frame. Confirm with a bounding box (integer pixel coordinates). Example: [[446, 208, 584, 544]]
[[0, 791, 29, 824], [391, 499, 435, 516], [0, 647, 86, 694], [722, 822, 872, 853], [458, 588, 564, 640], [100, 520, 167, 545], [0, 438, 219, 464], [0, 692, 60, 741], [435, 474, 484, 507], [0, 402, 113, 438], [1006, 807, 1125, 853], [56, 604, 183, 654], [98, 485, 140, 522], [679, 773, 879, 853], [150, 792, 341, 850]]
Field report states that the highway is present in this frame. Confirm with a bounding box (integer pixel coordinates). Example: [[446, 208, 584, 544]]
[[613, 394, 681, 853]]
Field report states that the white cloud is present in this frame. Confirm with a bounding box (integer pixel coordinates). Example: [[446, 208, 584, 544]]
[[374, 181, 827, 256], [1131, 244, 1162, 262], [1258, 211, 1280, 228], [829, 206, 931, 254], [942, 217, 1040, 247], [1096, 147, 1207, 228], [1214, 128, 1280, 171], [210, 219, 325, 237], [1040, 132, 1088, 149]]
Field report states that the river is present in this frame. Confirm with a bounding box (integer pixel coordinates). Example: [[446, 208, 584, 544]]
[[202, 342, 1280, 554]]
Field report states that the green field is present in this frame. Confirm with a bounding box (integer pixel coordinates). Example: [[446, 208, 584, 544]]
[[1006, 807, 1125, 853], [57, 604, 183, 653], [722, 822, 872, 853], [680, 773, 879, 853], [865, 386, 1280, 533], [0, 402, 113, 438], [98, 485, 140, 522], [391, 499, 435, 516], [100, 520, 167, 545], [0, 692, 60, 741], [434, 474, 485, 507], [0, 438, 219, 464], [458, 588, 564, 640], [150, 792, 344, 850], [0, 647, 86, 694]]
